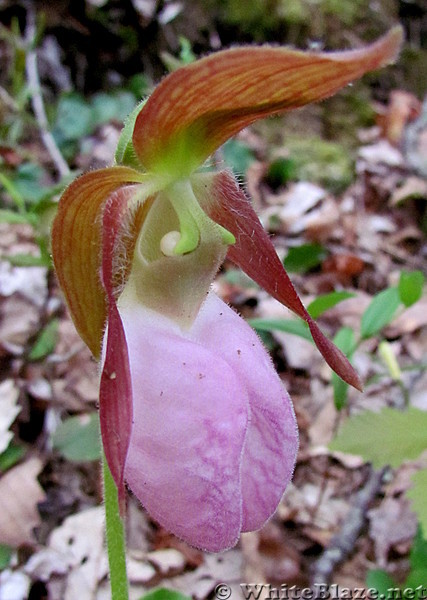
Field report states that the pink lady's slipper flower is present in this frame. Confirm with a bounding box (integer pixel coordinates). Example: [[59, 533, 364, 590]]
[[52, 29, 401, 552]]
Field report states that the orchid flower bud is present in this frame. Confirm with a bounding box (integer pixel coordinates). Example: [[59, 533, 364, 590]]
[[52, 28, 402, 551]]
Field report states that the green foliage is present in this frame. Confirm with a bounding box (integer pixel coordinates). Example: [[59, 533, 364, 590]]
[[28, 318, 59, 361], [330, 407, 427, 533], [249, 291, 355, 346], [366, 569, 396, 594], [378, 340, 402, 382], [331, 327, 355, 409], [139, 589, 191, 600], [407, 469, 427, 537], [53, 90, 137, 158], [367, 527, 427, 596], [0, 167, 68, 267], [115, 100, 147, 168], [307, 291, 355, 320], [265, 157, 296, 189], [0, 442, 26, 473], [283, 243, 328, 274], [360, 286, 401, 339], [399, 271, 425, 308], [0, 544, 13, 571], [222, 139, 256, 176], [285, 137, 355, 193], [161, 37, 197, 72], [0, 19, 32, 145], [249, 317, 312, 341], [329, 407, 427, 468], [52, 413, 101, 462]]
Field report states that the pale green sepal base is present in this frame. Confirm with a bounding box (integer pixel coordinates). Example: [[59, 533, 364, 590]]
[[115, 100, 147, 169], [119, 177, 234, 329], [103, 453, 129, 600]]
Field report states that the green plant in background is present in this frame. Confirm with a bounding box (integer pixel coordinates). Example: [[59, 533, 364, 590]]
[[0, 17, 33, 145], [161, 36, 197, 72], [367, 527, 427, 597], [253, 268, 426, 587], [252, 269, 425, 407]]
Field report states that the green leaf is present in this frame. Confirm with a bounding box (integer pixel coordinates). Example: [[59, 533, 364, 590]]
[[3, 253, 50, 267], [52, 413, 101, 462], [0, 442, 26, 473], [10, 163, 51, 204], [139, 589, 192, 600], [404, 569, 427, 595], [360, 287, 401, 339], [115, 99, 146, 169], [366, 569, 396, 593], [0, 171, 25, 212], [331, 327, 355, 410], [407, 469, 427, 536], [0, 544, 13, 570], [307, 291, 355, 320], [0, 209, 30, 224], [266, 156, 296, 189], [283, 243, 328, 274], [178, 36, 196, 64], [222, 138, 256, 175], [91, 93, 121, 125], [409, 526, 427, 572], [399, 271, 425, 308], [54, 93, 94, 142], [28, 319, 59, 361], [329, 408, 427, 468], [248, 318, 312, 341]]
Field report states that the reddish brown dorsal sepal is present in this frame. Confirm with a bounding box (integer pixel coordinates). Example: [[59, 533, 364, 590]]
[[204, 171, 363, 391], [133, 27, 403, 175]]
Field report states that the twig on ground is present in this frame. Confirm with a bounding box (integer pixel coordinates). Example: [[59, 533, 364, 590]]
[[24, 3, 70, 180], [310, 466, 387, 588]]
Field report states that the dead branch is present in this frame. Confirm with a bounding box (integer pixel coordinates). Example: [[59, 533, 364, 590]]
[[310, 467, 387, 588]]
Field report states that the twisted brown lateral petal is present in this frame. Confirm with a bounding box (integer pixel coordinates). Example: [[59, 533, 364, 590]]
[[133, 27, 402, 175], [204, 172, 363, 391], [100, 190, 134, 510]]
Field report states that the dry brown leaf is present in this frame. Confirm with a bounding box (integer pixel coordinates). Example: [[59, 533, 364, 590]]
[[368, 496, 417, 568], [146, 548, 186, 575], [390, 175, 427, 205], [385, 298, 427, 337], [0, 263, 47, 306], [241, 522, 302, 587], [308, 395, 338, 447], [0, 379, 20, 453], [377, 90, 422, 146], [0, 569, 31, 600], [0, 457, 46, 547], [156, 550, 242, 600], [278, 482, 350, 531], [358, 140, 404, 167], [47, 506, 107, 600], [0, 296, 40, 354]]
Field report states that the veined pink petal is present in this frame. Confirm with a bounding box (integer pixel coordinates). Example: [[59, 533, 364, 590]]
[[193, 293, 298, 531], [120, 299, 249, 552], [198, 171, 363, 391]]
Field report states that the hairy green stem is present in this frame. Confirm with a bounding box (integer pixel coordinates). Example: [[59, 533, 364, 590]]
[[103, 453, 129, 600]]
